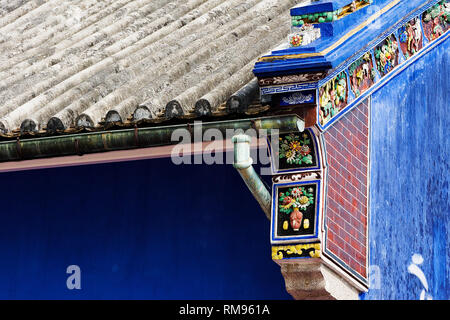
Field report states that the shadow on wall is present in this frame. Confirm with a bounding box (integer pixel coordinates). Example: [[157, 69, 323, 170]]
[[0, 152, 290, 300]]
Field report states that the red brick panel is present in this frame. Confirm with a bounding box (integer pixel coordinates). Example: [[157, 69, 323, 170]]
[[324, 99, 369, 279]]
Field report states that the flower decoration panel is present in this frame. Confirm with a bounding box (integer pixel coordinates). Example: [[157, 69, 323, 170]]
[[271, 180, 321, 244], [268, 128, 321, 174]]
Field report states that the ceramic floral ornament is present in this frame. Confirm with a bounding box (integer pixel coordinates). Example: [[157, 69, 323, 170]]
[[279, 187, 314, 231], [290, 34, 303, 47], [279, 133, 313, 165], [288, 24, 321, 48]]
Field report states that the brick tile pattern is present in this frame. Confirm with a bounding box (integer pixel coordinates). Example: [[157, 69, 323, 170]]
[[323, 99, 369, 278]]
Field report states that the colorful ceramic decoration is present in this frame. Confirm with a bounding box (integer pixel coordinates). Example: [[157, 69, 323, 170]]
[[398, 17, 423, 59], [290, 0, 373, 26], [272, 243, 321, 260], [374, 34, 399, 77], [255, 0, 450, 133], [279, 133, 314, 167], [279, 186, 314, 231], [288, 24, 321, 47], [319, 71, 348, 126], [422, 1, 449, 41], [271, 181, 320, 243], [292, 11, 338, 26], [348, 52, 376, 97], [290, 34, 303, 47], [268, 129, 320, 173]]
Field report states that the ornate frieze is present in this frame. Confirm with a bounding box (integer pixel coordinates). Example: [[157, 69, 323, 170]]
[[272, 243, 321, 260], [260, 82, 317, 95], [254, 0, 449, 132], [348, 52, 376, 97], [398, 17, 423, 59], [319, 71, 348, 126], [273, 172, 322, 184], [315, 0, 449, 130], [422, 1, 449, 41], [258, 73, 326, 87], [374, 34, 399, 77]]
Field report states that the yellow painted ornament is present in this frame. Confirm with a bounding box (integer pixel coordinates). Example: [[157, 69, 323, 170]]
[[303, 219, 310, 229]]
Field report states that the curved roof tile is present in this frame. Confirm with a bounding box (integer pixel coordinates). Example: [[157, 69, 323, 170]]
[[0, 0, 303, 135]]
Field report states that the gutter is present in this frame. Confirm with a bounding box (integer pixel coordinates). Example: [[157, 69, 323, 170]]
[[232, 133, 272, 220], [0, 115, 304, 163]]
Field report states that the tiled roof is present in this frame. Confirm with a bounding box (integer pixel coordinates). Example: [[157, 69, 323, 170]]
[[0, 0, 303, 136]]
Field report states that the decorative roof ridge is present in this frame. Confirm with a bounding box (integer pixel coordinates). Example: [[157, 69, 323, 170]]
[[253, 0, 436, 77], [252, 0, 449, 131]]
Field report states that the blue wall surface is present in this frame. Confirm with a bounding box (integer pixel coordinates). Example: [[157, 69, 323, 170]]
[[362, 37, 449, 299], [0, 154, 290, 299]]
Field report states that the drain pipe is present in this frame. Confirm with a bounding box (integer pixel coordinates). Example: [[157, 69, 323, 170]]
[[232, 134, 271, 220]]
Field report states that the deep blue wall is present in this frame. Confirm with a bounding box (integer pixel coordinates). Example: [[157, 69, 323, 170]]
[[0, 154, 290, 299], [362, 37, 449, 299]]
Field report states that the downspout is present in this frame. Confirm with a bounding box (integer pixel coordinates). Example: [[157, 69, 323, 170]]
[[232, 134, 272, 220], [231, 118, 304, 220]]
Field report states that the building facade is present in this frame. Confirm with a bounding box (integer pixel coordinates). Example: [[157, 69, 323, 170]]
[[0, 0, 447, 299]]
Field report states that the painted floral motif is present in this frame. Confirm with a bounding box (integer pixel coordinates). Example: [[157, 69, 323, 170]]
[[374, 35, 399, 77], [272, 243, 321, 260], [258, 72, 326, 86], [281, 91, 313, 105], [422, 1, 449, 41], [398, 18, 423, 59], [279, 133, 313, 166], [288, 24, 320, 47], [279, 187, 314, 231], [319, 71, 348, 125], [289, 34, 303, 47], [348, 52, 376, 97]]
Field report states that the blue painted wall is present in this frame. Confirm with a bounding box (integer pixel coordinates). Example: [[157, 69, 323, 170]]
[[362, 37, 449, 299], [0, 154, 290, 299]]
